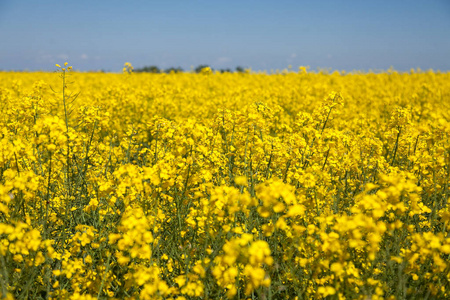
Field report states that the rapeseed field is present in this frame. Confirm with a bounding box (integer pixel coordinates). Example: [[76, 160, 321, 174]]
[[0, 63, 449, 299]]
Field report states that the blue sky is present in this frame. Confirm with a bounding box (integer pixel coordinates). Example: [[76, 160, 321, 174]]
[[0, 0, 449, 72]]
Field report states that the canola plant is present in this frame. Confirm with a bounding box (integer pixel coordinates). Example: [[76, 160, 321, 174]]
[[0, 64, 449, 299]]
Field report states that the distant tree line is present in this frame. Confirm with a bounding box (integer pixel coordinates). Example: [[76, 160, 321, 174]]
[[134, 65, 246, 73]]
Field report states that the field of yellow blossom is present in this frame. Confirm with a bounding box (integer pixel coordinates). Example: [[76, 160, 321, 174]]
[[0, 63, 449, 299]]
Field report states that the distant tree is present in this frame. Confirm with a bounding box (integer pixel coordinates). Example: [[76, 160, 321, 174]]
[[194, 64, 211, 73], [135, 65, 161, 73], [235, 66, 245, 73], [219, 68, 232, 73], [164, 67, 184, 73]]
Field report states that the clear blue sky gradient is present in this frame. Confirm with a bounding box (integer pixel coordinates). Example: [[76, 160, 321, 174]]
[[1, 0, 449, 72]]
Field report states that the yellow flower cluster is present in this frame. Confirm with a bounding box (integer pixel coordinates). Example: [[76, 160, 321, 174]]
[[0, 64, 449, 299], [212, 234, 272, 297]]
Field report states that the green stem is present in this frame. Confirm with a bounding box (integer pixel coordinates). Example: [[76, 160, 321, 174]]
[[62, 70, 69, 133], [97, 254, 112, 298], [44, 154, 52, 240], [391, 127, 401, 166], [0, 254, 8, 299]]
